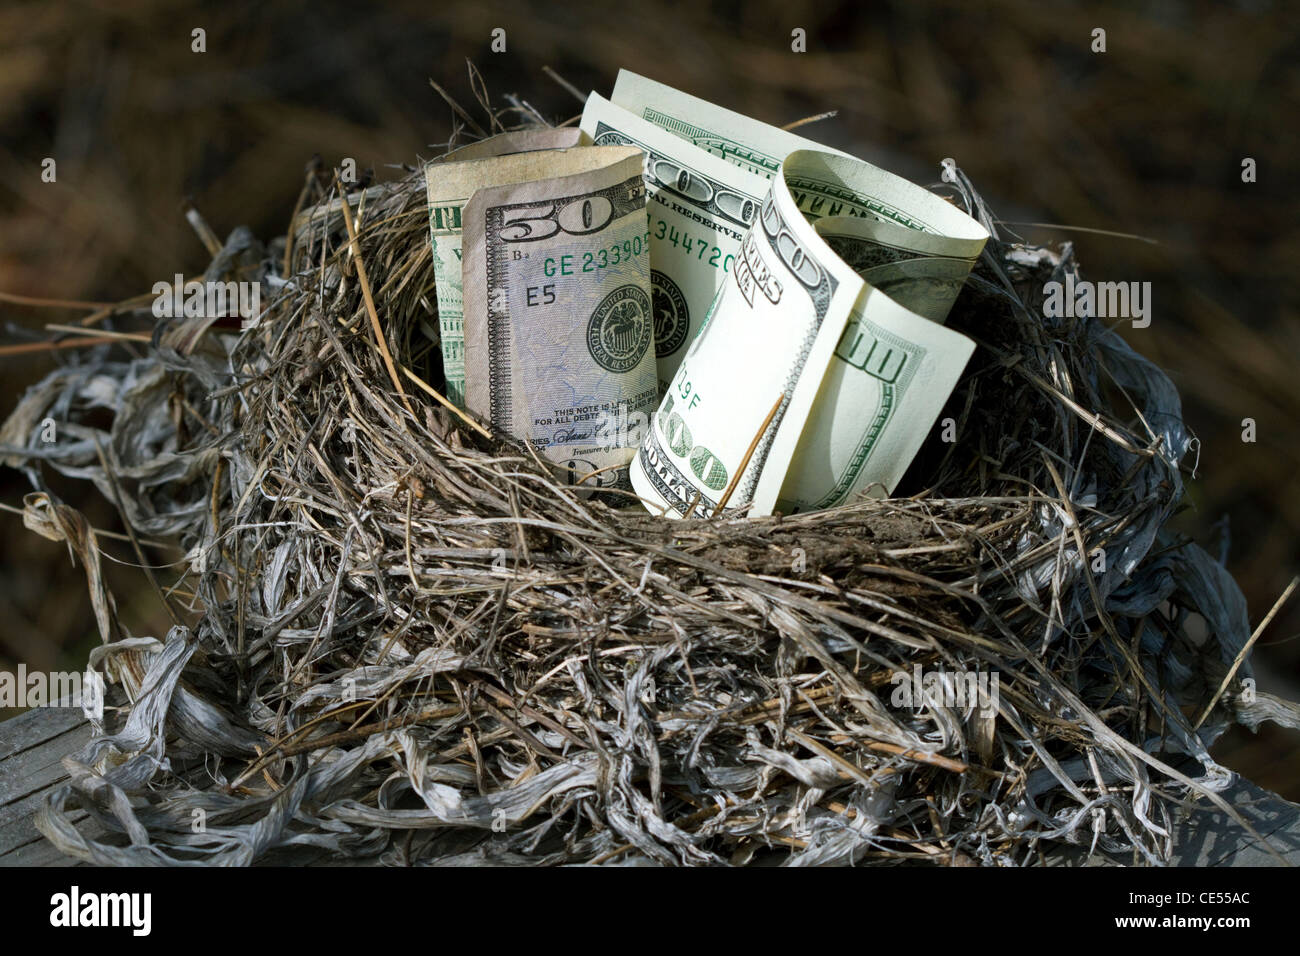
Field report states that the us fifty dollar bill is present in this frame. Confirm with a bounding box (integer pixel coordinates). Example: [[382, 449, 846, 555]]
[[460, 146, 658, 491], [425, 127, 585, 407]]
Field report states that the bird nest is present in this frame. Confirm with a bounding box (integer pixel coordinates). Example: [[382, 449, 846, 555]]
[[2, 117, 1279, 866]]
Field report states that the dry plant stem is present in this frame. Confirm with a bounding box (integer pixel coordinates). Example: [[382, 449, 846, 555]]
[[781, 110, 838, 131], [541, 65, 588, 105], [284, 163, 321, 278], [399, 364, 492, 439], [78, 287, 186, 327], [0, 501, 172, 548], [996, 222, 1161, 246], [333, 170, 415, 421], [44, 324, 153, 344], [1194, 575, 1300, 731], [92, 437, 181, 628], [0, 336, 132, 356], [0, 291, 115, 310], [182, 199, 224, 257], [429, 78, 488, 138], [716, 392, 784, 513]]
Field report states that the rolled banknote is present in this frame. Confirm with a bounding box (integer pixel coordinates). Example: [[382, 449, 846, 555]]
[[425, 127, 585, 406], [815, 216, 977, 323], [629, 149, 989, 518], [460, 146, 657, 491], [583, 72, 953, 393]]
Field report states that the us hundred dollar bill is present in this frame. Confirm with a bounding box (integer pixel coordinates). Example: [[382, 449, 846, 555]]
[[581, 93, 767, 393], [814, 216, 979, 322], [629, 149, 989, 518], [583, 72, 959, 395], [461, 146, 657, 491], [610, 68, 854, 180], [425, 127, 585, 407]]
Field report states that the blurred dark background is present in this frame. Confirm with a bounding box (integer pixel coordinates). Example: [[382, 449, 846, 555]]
[[1, 0, 1296, 793]]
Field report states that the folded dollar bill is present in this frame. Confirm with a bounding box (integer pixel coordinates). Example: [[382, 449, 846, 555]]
[[458, 145, 658, 492], [425, 128, 585, 407], [585, 74, 989, 518]]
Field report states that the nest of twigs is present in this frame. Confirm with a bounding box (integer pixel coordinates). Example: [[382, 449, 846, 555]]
[[3, 98, 1291, 865]]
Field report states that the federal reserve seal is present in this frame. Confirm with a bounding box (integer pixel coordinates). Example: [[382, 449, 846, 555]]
[[651, 269, 689, 358], [587, 284, 652, 373]]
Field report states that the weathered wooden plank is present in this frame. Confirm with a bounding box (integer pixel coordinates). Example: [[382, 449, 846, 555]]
[[4, 828, 95, 867], [0, 792, 88, 856], [0, 711, 93, 867], [0, 721, 93, 808], [1177, 780, 1300, 866], [1, 814, 98, 866], [0, 706, 86, 763]]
